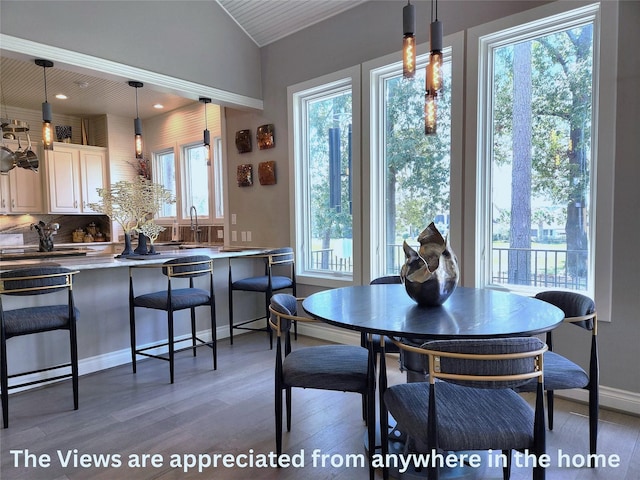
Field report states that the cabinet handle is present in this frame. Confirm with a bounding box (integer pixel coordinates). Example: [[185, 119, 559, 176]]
[[74, 200, 78, 208], [1, 199, 4, 208], [11, 199, 15, 208]]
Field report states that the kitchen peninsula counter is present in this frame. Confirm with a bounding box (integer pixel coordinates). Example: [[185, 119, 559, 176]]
[[0, 245, 265, 271], [1, 245, 275, 389]]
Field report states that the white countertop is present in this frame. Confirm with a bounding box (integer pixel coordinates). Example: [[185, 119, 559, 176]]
[[0, 245, 267, 272]]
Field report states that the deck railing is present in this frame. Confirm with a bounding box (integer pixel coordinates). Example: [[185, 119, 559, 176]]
[[311, 244, 588, 290]]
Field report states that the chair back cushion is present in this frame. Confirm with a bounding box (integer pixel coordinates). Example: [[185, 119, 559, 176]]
[[162, 255, 211, 278], [0, 267, 73, 296], [270, 293, 298, 333], [421, 337, 546, 389], [535, 290, 595, 330], [370, 275, 402, 285]]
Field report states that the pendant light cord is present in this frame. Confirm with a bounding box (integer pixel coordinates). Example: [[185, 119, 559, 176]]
[[135, 87, 139, 118], [42, 67, 48, 102]]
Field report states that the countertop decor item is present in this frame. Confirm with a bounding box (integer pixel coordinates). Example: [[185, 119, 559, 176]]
[[257, 124, 275, 150], [400, 222, 459, 306], [258, 161, 276, 185], [30, 221, 59, 252], [88, 175, 174, 256], [235, 129, 252, 153]]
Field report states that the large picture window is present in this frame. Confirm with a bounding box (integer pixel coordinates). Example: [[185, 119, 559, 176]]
[[370, 50, 453, 276], [475, 3, 608, 298], [289, 67, 361, 284]]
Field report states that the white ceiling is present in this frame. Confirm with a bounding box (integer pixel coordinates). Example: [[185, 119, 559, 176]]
[[0, 0, 369, 125]]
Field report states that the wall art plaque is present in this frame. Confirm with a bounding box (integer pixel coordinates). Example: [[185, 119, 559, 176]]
[[258, 161, 276, 185], [235, 129, 252, 153], [237, 164, 253, 187], [257, 124, 275, 150]]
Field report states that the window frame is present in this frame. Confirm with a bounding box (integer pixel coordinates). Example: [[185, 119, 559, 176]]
[[466, 1, 617, 321], [288, 65, 362, 287]]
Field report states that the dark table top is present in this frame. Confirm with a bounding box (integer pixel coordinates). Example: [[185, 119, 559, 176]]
[[302, 285, 564, 339]]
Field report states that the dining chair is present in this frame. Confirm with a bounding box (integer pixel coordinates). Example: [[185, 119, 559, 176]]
[[229, 247, 296, 349], [360, 275, 402, 364], [268, 293, 376, 480], [517, 290, 598, 457], [0, 266, 80, 428], [129, 255, 217, 384], [383, 337, 548, 480]]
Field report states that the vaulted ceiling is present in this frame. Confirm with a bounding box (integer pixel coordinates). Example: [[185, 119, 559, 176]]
[[1, 1, 369, 123]]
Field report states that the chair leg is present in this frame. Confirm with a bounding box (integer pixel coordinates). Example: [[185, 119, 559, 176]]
[[502, 449, 511, 480], [129, 305, 137, 374], [589, 383, 599, 458], [210, 297, 217, 370], [70, 323, 79, 410], [547, 390, 554, 430], [168, 311, 175, 384], [264, 295, 273, 350], [275, 386, 283, 456], [286, 387, 292, 432], [190, 307, 197, 357], [1, 336, 9, 428], [228, 288, 234, 345]]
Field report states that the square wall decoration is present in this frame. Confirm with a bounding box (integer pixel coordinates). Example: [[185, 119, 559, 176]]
[[257, 124, 275, 150], [237, 164, 253, 187], [258, 161, 276, 185], [235, 129, 252, 153]]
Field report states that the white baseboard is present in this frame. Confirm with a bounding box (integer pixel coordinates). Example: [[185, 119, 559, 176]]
[[9, 323, 640, 417]]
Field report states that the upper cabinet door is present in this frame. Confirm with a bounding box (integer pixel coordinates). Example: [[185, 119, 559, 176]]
[[9, 167, 43, 213], [80, 150, 107, 212], [47, 145, 81, 213]]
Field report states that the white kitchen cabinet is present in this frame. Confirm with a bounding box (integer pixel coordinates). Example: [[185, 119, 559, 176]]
[[0, 140, 43, 213], [46, 143, 107, 213]]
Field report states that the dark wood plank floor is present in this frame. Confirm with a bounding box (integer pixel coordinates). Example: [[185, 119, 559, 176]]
[[1, 333, 638, 479]]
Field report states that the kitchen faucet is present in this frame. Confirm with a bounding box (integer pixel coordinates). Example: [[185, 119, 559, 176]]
[[190, 206, 201, 244]]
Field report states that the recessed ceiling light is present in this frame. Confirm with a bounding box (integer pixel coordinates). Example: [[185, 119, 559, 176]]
[[55, 94, 68, 100], [74, 81, 89, 89], [153, 104, 164, 109]]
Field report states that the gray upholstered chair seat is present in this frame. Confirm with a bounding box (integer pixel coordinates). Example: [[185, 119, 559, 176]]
[[232, 275, 293, 292], [3, 305, 79, 338], [133, 288, 210, 311], [385, 381, 535, 452], [283, 345, 369, 392], [517, 351, 589, 392]]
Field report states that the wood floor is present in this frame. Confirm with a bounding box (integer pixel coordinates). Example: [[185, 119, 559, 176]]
[[1, 333, 639, 480]]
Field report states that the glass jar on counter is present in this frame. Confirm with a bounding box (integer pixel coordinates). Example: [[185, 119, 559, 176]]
[[72, 228, 85, 243]]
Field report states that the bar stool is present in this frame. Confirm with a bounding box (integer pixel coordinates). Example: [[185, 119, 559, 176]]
[[0, 266, 80, 428], [228, 247, 295, 348], [129, 255, 217, 384]]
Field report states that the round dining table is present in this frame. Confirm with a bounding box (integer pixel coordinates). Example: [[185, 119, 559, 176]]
[[302, 284, 564, 339]]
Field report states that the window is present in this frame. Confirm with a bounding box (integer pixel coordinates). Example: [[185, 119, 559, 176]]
[[289, 66, 361, 285], [369, 50, 453, 276], [213, 137, 224, 220], [473, 2, 614, 306], [152, 140, 223, 225], [181, 142, 210, 219], [152, 148, 176, 218]]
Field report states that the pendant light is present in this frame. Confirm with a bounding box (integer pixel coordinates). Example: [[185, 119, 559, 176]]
[[402, 1, 416, 79], [199, 97, 212, 165], [425, 0, 443, 135], [35, 59, 54, 150], [128, 81, 143, 159]]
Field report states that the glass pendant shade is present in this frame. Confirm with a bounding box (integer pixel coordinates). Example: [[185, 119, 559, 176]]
[[134, 117, 143, 159], [424, 93, 437, 135], [200, 97, 212, 164], [42, 101, 54, 150], [35, 59, 54, 150], [129, 81, 144, 159], [402, 2, 416, 79]]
